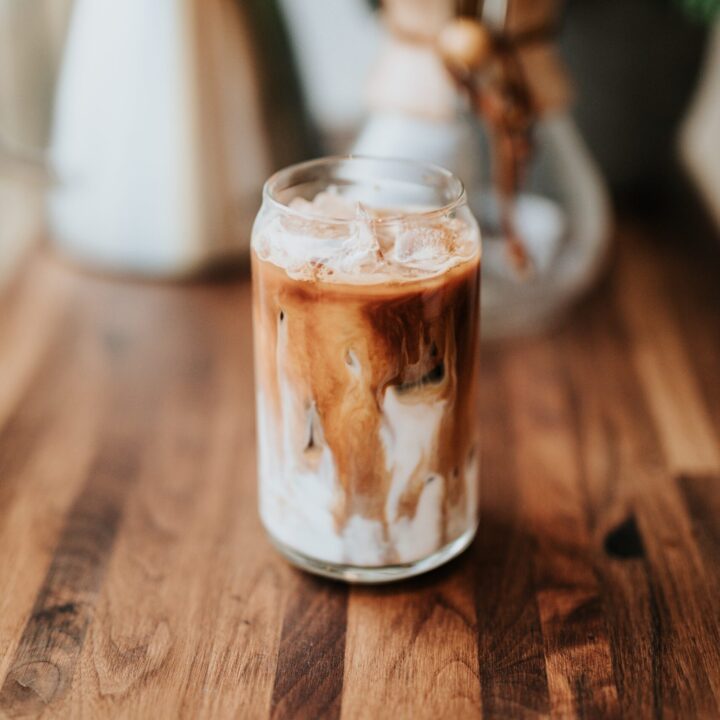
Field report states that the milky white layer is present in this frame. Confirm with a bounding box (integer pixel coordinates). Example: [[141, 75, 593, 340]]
[[252, 190, 478, 283], [257, 378, 478, 567]]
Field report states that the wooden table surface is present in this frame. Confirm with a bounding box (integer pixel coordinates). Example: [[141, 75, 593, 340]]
[[0, 220, 719, 719]]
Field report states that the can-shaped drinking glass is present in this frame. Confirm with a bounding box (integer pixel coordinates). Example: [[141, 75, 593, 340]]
[[251, 156, 481, 582]]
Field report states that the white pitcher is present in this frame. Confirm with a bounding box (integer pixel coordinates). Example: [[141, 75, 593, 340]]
[[47, 0, 273, 276]]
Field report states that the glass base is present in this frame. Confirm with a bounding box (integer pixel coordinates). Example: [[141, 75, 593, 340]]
[[267, 523, 478, 584]]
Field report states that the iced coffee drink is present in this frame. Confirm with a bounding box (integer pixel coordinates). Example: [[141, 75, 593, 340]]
[[251, 157, 480, 582]]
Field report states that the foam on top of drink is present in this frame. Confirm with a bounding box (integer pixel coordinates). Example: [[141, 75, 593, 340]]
[[252, 188, 479, 284]]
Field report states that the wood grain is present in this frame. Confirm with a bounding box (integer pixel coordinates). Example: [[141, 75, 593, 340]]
[[505, 339, 620, 718], [557, 291, 664, 719], [342, 560, 481, 720], [271, 576, 346, 720], [0, 218, 719, 719], [475, 350, 550, 719]]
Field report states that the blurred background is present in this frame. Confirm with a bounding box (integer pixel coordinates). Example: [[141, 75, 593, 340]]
[[0, 0, 719, 334]]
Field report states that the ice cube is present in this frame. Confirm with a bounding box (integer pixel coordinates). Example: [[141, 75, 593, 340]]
[[391, 222, 454, 265], [290, 189, 357, 220], [337, 219, 384, 273]]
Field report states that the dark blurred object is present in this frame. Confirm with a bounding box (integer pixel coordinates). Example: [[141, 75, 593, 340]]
[[243, 0, 319, 167], [561, 0, 708, 198]]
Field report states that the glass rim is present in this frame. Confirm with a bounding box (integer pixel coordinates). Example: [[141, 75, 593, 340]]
[[262, 155, 467, 224]]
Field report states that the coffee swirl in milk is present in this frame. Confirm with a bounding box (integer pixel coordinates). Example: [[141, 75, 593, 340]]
[[252, 191, 480, 566]]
